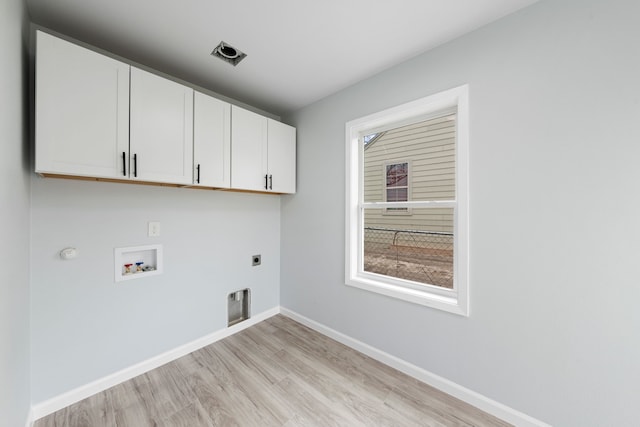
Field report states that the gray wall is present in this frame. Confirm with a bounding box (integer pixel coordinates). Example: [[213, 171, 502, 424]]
[[0, 0, 31, 425], [30, 179, 281, 402], [281, 0, 640, 425]]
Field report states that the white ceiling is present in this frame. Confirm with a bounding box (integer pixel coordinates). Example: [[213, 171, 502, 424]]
[[26, 0, 538, 116]]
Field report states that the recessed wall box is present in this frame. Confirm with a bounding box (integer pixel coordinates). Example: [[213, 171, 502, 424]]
[[114, 244, 163, 282]]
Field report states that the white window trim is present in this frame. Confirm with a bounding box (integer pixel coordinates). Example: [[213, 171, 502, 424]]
[[345, 85, 469, 316]]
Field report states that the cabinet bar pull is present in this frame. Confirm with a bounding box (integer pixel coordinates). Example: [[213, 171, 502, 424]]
[[133, 154, 138, 178], [264, 174, 269, 190], [269, 174, 273, 190], [196, 164, 201, 184], [122, 152, 126, 176]]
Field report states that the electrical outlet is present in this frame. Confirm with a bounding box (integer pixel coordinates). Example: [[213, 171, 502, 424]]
[[252, 255, 261, 266], [148, 221, 160, 237]]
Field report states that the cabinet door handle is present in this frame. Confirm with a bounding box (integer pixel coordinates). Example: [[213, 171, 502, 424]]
[[269, 174, 273, 190], [264, 174, 269, 190], [122, 152, 126, 176], [196, 164, 201, 184], [133, 154, 138, 178]]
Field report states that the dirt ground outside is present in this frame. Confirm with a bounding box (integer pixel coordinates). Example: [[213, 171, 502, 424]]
[[364, 233, 454, 288]]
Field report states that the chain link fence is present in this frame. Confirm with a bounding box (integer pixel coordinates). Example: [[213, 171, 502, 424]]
[[364, 227, 453, 288]]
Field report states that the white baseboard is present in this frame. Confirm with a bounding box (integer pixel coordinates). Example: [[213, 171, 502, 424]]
[[30, 306, 280, 421], [280, 307, 551, 427]]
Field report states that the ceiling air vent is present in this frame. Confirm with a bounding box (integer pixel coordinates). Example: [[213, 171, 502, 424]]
[[211, 41, 247, 66]]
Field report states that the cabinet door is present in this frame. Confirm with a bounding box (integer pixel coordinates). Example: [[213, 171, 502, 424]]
[[231, 106, 268, 191], [193, 92, 231, 188], [267, 119, 296, 194], [130, 67, 193, 184], [35, 31, 130, 178]]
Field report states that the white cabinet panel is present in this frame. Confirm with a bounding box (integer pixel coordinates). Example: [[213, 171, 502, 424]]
[[193, 92, 231, 188], [267, 119, 296, 194], [130, 67, 193, 185], [35, 31, 130, 178], [231, 106, 268, 191]]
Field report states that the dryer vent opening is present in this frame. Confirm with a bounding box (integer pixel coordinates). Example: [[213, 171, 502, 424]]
[[228, 288, 250, 326]]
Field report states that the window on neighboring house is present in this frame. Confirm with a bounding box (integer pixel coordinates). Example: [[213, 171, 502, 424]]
[[345, 85, 469, 316], [384, 162, 409, 214]]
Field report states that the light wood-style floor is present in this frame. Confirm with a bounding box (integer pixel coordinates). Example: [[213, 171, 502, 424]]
[[34, 315, 511, 427]]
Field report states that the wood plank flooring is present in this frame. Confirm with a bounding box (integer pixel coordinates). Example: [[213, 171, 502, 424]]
[[34, 315, 512, 427]]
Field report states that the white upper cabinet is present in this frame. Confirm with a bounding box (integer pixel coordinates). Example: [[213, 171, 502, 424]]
[[231, 106, 267, 191], [193, 92, 231, 188], [35, 31, 295, 194], [267, 119, 296, 194], [231, 106, 296, 193], [35, 31, 130, 179], [130, 67, 193, 185]]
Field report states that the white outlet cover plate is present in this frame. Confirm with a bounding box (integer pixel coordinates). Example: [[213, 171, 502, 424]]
[[148, 221, 160, 237]]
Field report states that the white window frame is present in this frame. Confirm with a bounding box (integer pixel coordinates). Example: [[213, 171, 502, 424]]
[[345, 85, 469, 316]]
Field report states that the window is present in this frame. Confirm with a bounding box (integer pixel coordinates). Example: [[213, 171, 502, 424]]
[[384, 162, 409, 214], [345, 85, 469, 315]]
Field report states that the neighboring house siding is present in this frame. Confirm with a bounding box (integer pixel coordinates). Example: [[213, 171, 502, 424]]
[[364, 114, 456, 233]]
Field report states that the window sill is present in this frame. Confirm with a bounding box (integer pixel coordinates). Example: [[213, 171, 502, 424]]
[[345, 275, 468, 316]]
